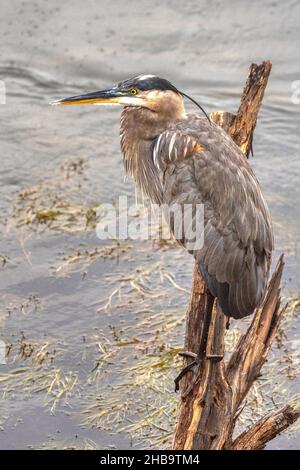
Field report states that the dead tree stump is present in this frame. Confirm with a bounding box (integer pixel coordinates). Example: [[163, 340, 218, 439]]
[[172, 61, 300, 450]]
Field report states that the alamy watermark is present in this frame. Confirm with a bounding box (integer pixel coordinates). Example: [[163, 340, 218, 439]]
[[0, 340, 6, 364], [291, 80, 300, 105], [96, 196, 205, 251], [0, 80, 6, 104]]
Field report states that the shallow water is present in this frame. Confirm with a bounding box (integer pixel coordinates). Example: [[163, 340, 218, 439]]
[[0, 0, 299, 450]]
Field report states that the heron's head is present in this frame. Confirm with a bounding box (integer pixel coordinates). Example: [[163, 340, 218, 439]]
[[52, 74, 187, 120]]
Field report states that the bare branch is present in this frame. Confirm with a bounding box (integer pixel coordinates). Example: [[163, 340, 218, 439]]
[[231, 405, 300, 450]]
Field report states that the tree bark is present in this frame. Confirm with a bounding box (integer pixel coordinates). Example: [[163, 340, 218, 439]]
[[172, 61, 299, 450]]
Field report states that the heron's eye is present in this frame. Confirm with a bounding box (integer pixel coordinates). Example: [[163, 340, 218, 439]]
[[129, 88, 138, 95]]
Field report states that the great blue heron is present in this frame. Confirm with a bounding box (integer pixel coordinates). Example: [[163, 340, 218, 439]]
[[52, 74, 273, 385]]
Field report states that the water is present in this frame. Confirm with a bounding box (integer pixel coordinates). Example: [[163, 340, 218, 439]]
[[0, 0, 299, 450]]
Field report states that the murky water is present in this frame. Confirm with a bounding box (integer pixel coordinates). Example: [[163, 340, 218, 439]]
[[0, 0, 299, 450]]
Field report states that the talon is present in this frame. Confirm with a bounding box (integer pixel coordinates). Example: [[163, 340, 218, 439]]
[[174, 360, 197, 392], [174, 350, 201, 396], [178, 351, 198, 359], [181, 364, 201, 398]]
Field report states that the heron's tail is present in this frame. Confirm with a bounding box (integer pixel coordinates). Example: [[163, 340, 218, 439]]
[[199, 256, 270, 319]]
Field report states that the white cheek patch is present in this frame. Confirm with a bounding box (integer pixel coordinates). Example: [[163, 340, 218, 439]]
[[144, 90, 160, 100], [94, 97, 144, 107], [117, 96, 145, 106]]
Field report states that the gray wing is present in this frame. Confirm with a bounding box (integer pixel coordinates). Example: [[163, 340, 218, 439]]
[[155, 115, 273, 319]]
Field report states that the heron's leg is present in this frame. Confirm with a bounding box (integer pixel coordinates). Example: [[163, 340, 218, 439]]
[[175, 302, 226, 396], [174, 299, 213, 396]]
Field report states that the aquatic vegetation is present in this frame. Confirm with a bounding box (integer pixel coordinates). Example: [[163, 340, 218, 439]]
[[1, 332, 78, 416], [8, 157, 100, 233], [53, 241, 132, 278], [3, 293, 42, 318], [12, 189, 99, 232], [1, 343, 78, 415], [0, 254, 10, 267], [0, 263, 299, 448], [0, 365, 79, 414]]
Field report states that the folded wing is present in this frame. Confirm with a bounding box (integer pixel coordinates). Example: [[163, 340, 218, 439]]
[[155, 116, 273, 318]]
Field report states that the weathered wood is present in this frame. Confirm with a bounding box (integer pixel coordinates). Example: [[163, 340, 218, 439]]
[[229, 61, 272, 156], [231, 405, 300, 450], [172, 61, 299, 450]]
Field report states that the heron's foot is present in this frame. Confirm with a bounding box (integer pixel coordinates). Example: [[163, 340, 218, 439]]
[[174, 351, 224, 397], [174, 351, 201, 397]]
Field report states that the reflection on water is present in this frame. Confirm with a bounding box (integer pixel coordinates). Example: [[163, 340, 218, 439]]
[[0, 0, 299, 450]]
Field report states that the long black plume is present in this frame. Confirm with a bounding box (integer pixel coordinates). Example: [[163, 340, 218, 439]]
[[179, 91, 211, 124]]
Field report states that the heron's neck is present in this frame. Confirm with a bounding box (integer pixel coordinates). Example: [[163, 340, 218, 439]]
[[120, 107, 172, 204]]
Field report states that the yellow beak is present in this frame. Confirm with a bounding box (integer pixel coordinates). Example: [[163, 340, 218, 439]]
[[51, 87, 124, 106]]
